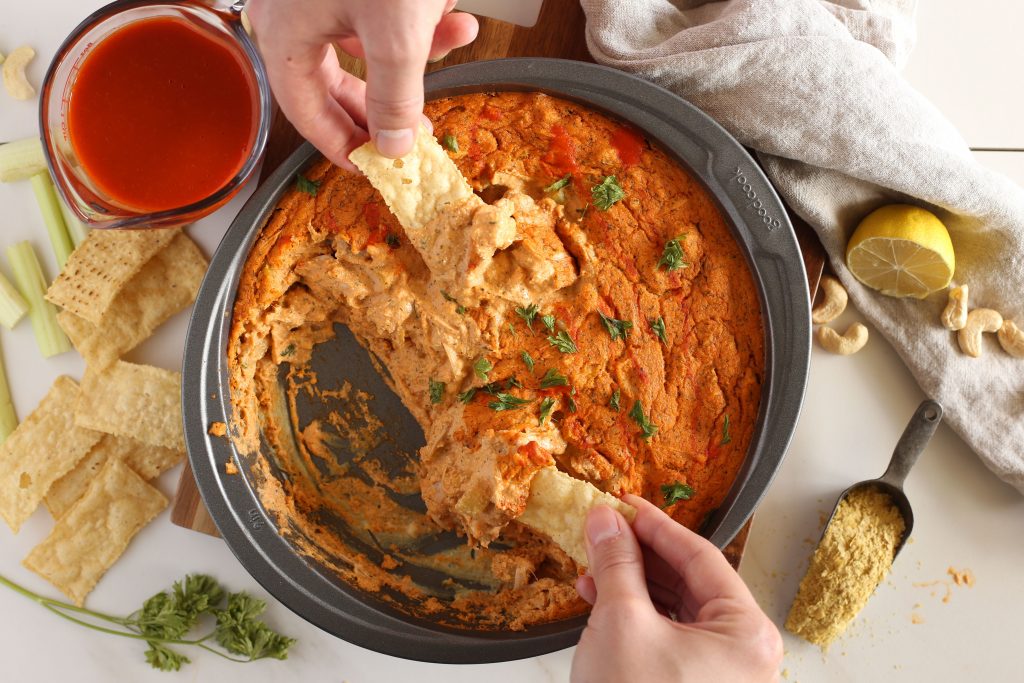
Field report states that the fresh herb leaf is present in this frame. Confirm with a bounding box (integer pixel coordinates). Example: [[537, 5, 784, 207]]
[[515, 304, 539, 331], [482, 381, 503, 395], [544, 174, 572, 193], [441, 290, 466, 315], [295, 173, 320, 196], [660, 481, 694, 508], [598, 311, 633, 342], [521, 351, 535, 373], [547, 330, 578, 354], [567, 394, 578, 413], [721, 414, 732, 445], [172, 574, 224, 624], [591, 175, 625, 211], [538, 397, 556, 425], [442, 134, 459, 153], [137, 591, 191, 640], [458, 388, 477, 404], [488, 393, 533, 411], [505, 376, 523, 390], [384, 233, 401, 248], [628, 400, 658, 440], [610, 389, 621, 412], [145, 643, 190, 672], [541, 314, 556, 333], [658, 234, 688, 272], [280, 344, 295, 358], [429, 379, 445, 405], [473, 357, 493, 382], [539, 368, 569, 388], [650, 317, 667, 344], [213, 593, 295, 661], [508, 323, 517, 337]]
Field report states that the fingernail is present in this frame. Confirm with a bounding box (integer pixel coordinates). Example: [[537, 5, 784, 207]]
[[375, 128, 415, 158], [586, 505, 621, 547], [428, 51, 451, 64], [420, 114, 434, 134]]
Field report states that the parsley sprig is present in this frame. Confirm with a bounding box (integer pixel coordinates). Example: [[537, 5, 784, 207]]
[[441, 290, 466, 315], [488, 393, 533, 411], [539, 368, 569, 388], [592, 176, 625, 211], [609, 389, 621, 412], [295, 173, 320, 196], [721, 414, 732, 445], [658, 235, 688, 272], [0, 573, 294, 672], [428, 379, 445, 405], [538, 397, 556, 425], [544, 174, 572, 193], [598, 311, 633, 342], [473, 357, 493, 382], [628, 400, 658, 440], [520, 351, 535, 373], [515, 304, 539, 331], [661, 481, 694, 508], [547, 330, 578, 354], [541, 314, 557, 333], [650, 317, 667, 344], [442, 134, 459, 153]]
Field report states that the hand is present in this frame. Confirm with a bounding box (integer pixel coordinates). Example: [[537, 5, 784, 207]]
[[246, 0, 478, 168], [572, 495, 782, 683]]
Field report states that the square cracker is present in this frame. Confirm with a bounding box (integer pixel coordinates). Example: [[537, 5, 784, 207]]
[[518, 466, 637, 567], [57, 233, 207, 369], [45, 433, 184, 519], [45, 228, 180, 324], [0, 376, 102, 533], [349, 126, 476, 231], [24, 457, 167, 606], [75, 361, 184, 451]]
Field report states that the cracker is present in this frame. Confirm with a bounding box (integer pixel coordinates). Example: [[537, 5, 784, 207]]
[[23, 457, 167, 606], [75, 361, 184, 450], [0, 376, 102, 533], [56, 310, 93, 350], [349, 126, 476, 231], [45, 433, 184, 519], [518, 466, 637, 567], [45, 228, 180, 323], [66, 233, 207, 368]]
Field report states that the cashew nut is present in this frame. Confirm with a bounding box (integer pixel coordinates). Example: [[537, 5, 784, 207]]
[[998, 320, 1024, 358], [816, 322, 869, 355], [957, 308, 1003, 358], [941, 284, 969, 331], [2, 46, 35, 101], [812, 275, 848, 324]]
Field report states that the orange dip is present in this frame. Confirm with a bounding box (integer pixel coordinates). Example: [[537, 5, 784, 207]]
[[68, 16, 257, 212]]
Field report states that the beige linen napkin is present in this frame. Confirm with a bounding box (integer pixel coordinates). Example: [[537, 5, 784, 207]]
[[580, 0, 1024, 491]]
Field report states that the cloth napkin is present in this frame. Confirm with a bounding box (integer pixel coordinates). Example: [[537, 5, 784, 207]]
[[580, 0, 1024, 492]]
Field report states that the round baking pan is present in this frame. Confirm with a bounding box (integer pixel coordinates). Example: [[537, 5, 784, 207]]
[[183, 58, 811, 663]]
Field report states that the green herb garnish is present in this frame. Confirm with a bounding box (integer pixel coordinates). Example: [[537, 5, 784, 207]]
[[508, 323, 517, 337], [520, 351, 535, 373], [567, 393, 578, 413], [650, 317, 667, 344], [295, 173, 320, 196], [592, 175, 625, 211], [280, 344, 296, 358], [441, 290, 466, 315], [515, 304, 539, 331], [488, 393, 533, 412], [539, 368, 569, 388], [541, 314, 556, 333], [544, 174, 572, 193], [658, 234, 688, 272], [538, 397, 556, 425], [385, 233, 400, 248], [473, 357, 493, 382], [505, 376, 523, 390], [547, 330, 578, 354], [598, 311, 633, 342], [428, 379, 445, 404], [458, 388, 477, 404], [442, 134, 459, 153], [660, 481, 694, 508], [628, 400, 658, 440], [610, 389, 621, 412], [721, 414, 732, 445]]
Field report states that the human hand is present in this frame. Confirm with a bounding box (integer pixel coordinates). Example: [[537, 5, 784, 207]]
[[572, 495, 782, 683], [246, 0, 478, 168]]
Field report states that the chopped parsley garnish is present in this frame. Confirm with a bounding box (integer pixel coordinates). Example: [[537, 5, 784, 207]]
[[488, 393, 533, 412], [650, 317, 667, 344], [610, 389, 621, 412], [457, 388, 477, 404], [505, 376, 523, 390], [661, 481, 694, 508], [598, 311, 633, 341], [481, 381, 503, 395], [567, 393, 578, 413], [628, 400, 658, 440], [428, 379, 445, 404], [544, 174, 572, 193], [280, 344, 296, 358], [591, 175, 625, 211], [515, 304, 539, 331], [547, 330, 578, 354], [521, 351, 535, 373], [295, 173, 321, 196], [539, 368, 569, 388], [442, 134, 459, 153], [658, 234, 688, 272], [541, 314, 556, 333], [508, 323, 517, 337], [441, 290, 466, 314], [473, 357, 493, 382], [721, 414, 732, 445], [538, 397, 556, 425], [385, 233, 400, 248]]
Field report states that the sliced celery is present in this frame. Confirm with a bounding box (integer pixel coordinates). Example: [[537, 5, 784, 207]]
[[0, 338, 16, 443], [0, 137, 46, 183], [6, 242, 71, 358], [59, 197, 89, 247], [30, 172, 74, 269], [0, 269, 28, 329]]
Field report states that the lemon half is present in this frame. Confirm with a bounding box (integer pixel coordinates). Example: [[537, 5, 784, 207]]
[[845, 204, 955, 299]]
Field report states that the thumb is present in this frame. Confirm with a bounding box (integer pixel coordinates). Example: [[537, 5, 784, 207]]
[[585, 505, 652, 609]]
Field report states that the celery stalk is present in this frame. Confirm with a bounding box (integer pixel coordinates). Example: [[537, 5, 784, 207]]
[[0, 338, 17, 443], [59, 197, 89, 247], [30, 172, 74, 269], [0, 138, 47, 183], [6, 242, 71, 358], [0, 269, 28, 329]]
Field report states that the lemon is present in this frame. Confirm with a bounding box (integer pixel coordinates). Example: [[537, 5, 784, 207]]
[[845, 204, 955, 299]]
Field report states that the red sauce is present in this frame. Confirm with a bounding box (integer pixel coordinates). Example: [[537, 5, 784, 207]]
[[68, 17, 257, 212], [611, 126, 644, 166], [544, 125, 578, 175], [481, 105, 503, 121]]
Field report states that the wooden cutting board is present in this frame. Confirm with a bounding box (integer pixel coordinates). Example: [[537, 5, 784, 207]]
[[172, 0, 827, 571]]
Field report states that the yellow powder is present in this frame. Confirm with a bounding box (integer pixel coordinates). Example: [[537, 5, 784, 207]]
[[784, 487, 905, 647]]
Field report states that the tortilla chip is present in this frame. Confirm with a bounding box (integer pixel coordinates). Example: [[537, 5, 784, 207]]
[[75, 361, 184, 450], [45, 228, 180, 324], [56, 310, 93, 350], [44, 433, 184, 519], [349, 126, 476, 231], [0, 376, 103, 533], [65, 233, 207, 369], [23, 458, 167, 605], [518, 466, 637, 567]]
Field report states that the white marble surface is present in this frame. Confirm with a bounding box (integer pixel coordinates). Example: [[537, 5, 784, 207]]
[[1, 2, 1023, 681]]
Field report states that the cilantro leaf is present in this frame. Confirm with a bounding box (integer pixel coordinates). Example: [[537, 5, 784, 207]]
[[521, 351, 535, 373], [544, 174, 572, 193], [592, 176, 625, 211], [650, 317, 667, 344], [488, 393, 533, 411], [540, 368, 569, 388], [505, 376, 523, 390], [567, 393, 578, 413], [547, 330, 578, 354], [442, 134, 459, 153], [658, 235, 688, 272], [473, 357, 493, 382], [441, 290, 466, 315], [721, 414, 732, 445], [538, 397, 556, 425], [610, 389, 620, 412], [515, 304, 539, 331], [541, 314, 557, 333], [598, 311, 633, 342], [628, 400, 658, 440], [457, 388, 477, 404], [428, 379, 445, 405], [660, 481, 694, 508], [295, 173, 320, 196], [213, 593, 294, 661]]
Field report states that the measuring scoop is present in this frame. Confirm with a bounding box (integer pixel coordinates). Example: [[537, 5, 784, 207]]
[[823, 399, 943, 559]]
